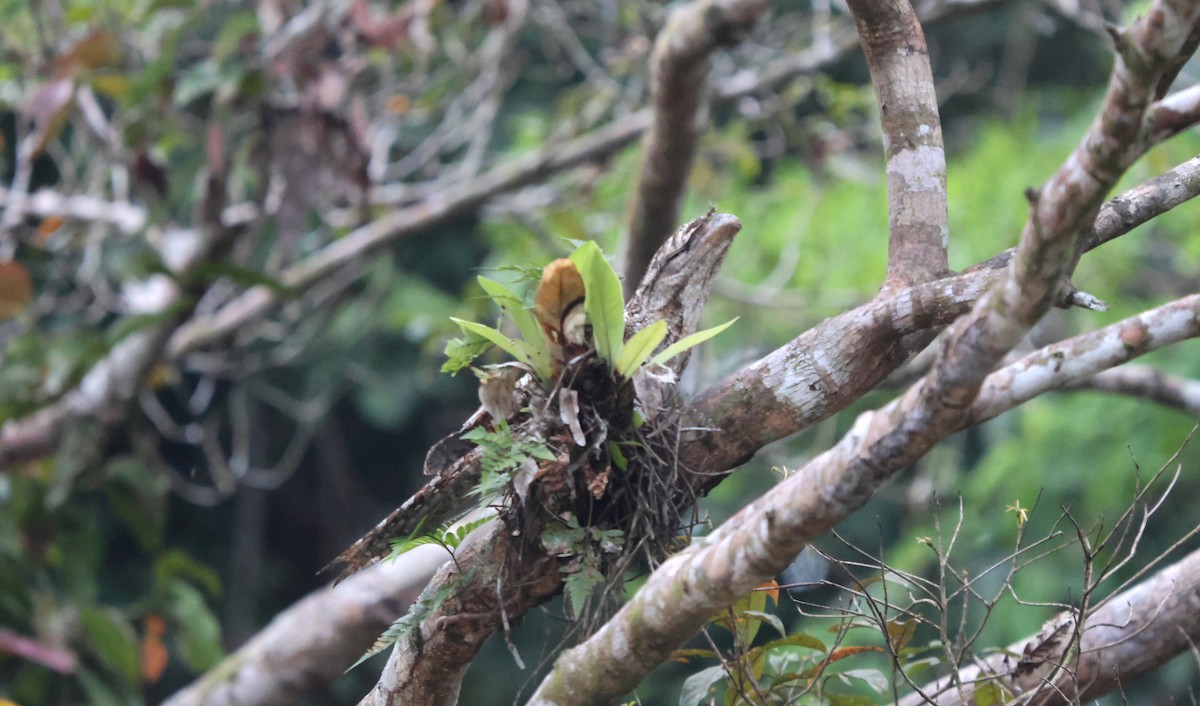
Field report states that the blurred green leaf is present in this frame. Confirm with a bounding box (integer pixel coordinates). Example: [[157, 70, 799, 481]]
[[165, 581, 224, 671], [80, 606, 140, 684], [154, 550, 222, 597]]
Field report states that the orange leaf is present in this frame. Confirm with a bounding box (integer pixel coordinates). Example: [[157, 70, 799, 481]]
[[140, 614, 169, 683], [0, 261, 33, 320], [825, 645, 883, 664], [534, 258, 585, 348], [55, 29, 120, 74], [35, 215, 64, 244], [756, 579, 780, 605], [386, 94, 412, 114]]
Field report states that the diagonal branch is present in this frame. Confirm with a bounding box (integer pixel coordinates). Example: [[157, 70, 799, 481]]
[[163, 546, 447, 706], [1065, 364, 1200, 417], [846, 0, 949, 286], [966, 294, 1200, 424], [684, 153, 1200, 478]]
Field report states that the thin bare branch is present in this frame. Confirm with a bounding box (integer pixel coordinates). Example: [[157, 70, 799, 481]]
[[0, 126, 239, 468], [898, 544, 1200, 705], [1066, 364, 1200, 416]]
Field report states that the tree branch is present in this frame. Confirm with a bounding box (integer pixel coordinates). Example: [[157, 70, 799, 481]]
[[525, 2, 1200, 701], [0, 127, 238, 468], [621, 0, 768, 296], [846, 0, 949, 286], [162, 546, 447, 706], [1065, 364, 1200, 417], [684, 151, 1200, 479], [966, 294, 1200, 424]]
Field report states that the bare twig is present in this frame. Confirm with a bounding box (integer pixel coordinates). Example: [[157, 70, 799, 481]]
[[898, 543, 1200, 705], [966, 294, 1200, 424], [1065, 365, 1200, 417]]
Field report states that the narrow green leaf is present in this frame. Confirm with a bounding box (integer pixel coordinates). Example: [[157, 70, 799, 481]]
[[450, 318, 536, 367], [477, 276, 551, 379], [607, 440, 628, 471], [615, 320, 667, 378], [650, 318, 738, 366], [569, 241, 624, 364]]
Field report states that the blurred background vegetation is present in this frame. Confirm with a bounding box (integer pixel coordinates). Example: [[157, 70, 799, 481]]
[[0, 0, 1197, 704]]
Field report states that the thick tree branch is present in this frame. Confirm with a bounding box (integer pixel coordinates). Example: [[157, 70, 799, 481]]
[[898, 544, 1200, 705], [621, 0, 768, 296], [162, 547, 446, 706], [357, 524, 561, 706], [525, 3, 1200, 701], [847, 0, 949, 286]]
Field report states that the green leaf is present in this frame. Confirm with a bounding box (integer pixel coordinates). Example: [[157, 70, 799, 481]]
[[445, 515, 495, 548], [153, 549, 222, 597], [390, 513, 497, 559], [80, 607, 140, 683], [742, 610, 786, 639], [350, 572, 463, 670], [838, 668, 888, 694], [213, 11, 260, 61], [562, 564, 604, 619], [165, 581, 225, 671], [477, 276, 551, 380], [607, 441, 628, 471], [386, 514, 433, 559], [973, 680, 1012, 706], [650, 318, 738, 367], [77, 668, 123, 706], [442, 335, 492, 374], [679, 664, 727, 706], [886, 618, 918, 653], [450, 318, 538, 367], [569, 241, 624, 365], [615, 320, 667, 378]]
